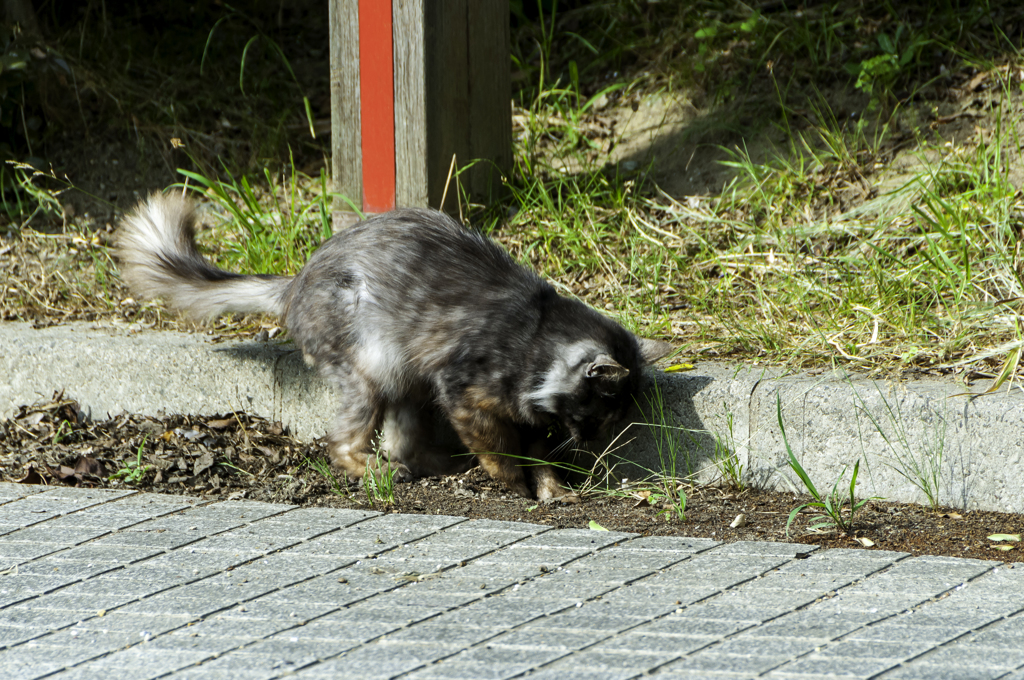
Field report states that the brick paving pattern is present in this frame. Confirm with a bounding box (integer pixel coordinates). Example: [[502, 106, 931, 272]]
[[1, 483, 1023, 679]]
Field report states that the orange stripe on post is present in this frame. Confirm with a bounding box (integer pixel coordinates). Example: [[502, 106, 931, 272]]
[[358, 0, 396, 213]]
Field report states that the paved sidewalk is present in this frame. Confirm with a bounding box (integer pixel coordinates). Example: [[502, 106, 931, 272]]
[[1, 484, 1023, 680]]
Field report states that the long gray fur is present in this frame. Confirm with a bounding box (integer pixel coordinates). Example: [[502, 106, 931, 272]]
[[117, 194, 670, 498]]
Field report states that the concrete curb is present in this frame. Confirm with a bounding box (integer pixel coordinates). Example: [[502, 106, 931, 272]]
[[3, 322, 1023, 513]]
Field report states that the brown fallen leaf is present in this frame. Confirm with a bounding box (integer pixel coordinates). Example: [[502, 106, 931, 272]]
[[206, 418, 235, 430], [193, 451, 215, 476], [15, 465, 47, 485], [73, 456, 107, 479]]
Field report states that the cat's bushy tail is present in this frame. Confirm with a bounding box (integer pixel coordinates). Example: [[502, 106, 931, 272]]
[[117, 193, 292, 320]]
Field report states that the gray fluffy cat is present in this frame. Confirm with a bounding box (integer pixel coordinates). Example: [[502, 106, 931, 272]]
[[117, 194, 671, 499]]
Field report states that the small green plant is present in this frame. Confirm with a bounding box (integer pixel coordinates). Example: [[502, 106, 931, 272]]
[[712, 406, 745, 490], [109, 435, 152, 484], [51, 419, 71, 445], [853, 383, 947, 510], [847, 23, 931, 108], [305, 456, 349, 498], [778, 397, 875, 537], [362, 433, 396, 508]]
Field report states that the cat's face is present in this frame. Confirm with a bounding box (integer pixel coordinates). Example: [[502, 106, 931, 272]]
[[529, 336, 672, 442], [528, 343, 640, 442]]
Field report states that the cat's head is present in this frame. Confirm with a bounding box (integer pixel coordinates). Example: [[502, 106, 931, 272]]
[[528, 337, 672, 442]]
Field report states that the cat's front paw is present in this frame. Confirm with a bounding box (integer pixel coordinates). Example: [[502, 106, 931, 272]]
[[533, 465, 566, 501], [388, 462, 414, 483]]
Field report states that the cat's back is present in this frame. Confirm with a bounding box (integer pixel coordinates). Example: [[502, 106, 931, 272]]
[[299, 208, 538, 298]]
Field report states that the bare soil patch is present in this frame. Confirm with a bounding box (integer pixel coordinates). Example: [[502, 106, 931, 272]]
[[2, 395, 1020, 564]]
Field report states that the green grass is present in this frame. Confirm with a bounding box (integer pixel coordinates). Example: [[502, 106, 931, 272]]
[[109, 434, 152, 484], [777, 397, 877, 536], [305, 456, 350, 498], [6, 1, 1024, 384]]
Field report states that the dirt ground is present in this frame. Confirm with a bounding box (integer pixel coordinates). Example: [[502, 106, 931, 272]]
[[1, 395, 1020, 564]]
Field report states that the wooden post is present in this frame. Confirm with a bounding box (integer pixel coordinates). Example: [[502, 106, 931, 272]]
[[330, 0, 511, 225]]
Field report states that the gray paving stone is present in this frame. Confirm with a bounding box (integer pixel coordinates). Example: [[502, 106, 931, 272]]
[[476, 546, 600, 567], [271, 619, 396, 643], [708, 541, 817, 557], [241, 636, 359, 661], [70, 647, 211, 675], [447, 644, 567, 668], [546, 649, 679, 672], [14, 560, 120, 579], [33, 626, 141, 651], [769, 654, 899, 678], [825, 592, 924, 613], [668, 553, 791, 575], [0, 573, 83, 595], [662, 652, 792, 674], [575, 598, 683, 619], [0, 541, 67, 562], [638, 616, 758, 637], [329, 602, 445, 625], [519, 669, 639, 680], [213, 599, 338, 622], [182, 616, 297, 640], [91, 529, 206, 549], [348, 589, 477, 611], [9, 640, 114, 670], [577, 549, 691, 571], [47, 543, 167, 564], [163, 669, 281, 680], [117, 596, 234, 618], [141, 631, 251, 654], [522, 609, 646, 633], [876, 664, 1007, 679], [742, 572, 861, 591], [710, 636, 822, 657], [618, 536, 721, 553], [295, 641, 452, 678], [587, 633, 713, 655], [741, 610, 885, 640], [381, 622, 503, 647], [514, 529, 635, 550], [424, 603, 546, 629], [0, 655, 68, 680], [10, 591, 139, 612], [1, 606, 94, 628], [1, 525, 111, 545], [71, 611, 192, 635], [0, 623, 49, 647], [0, 482, 46, 500], [186, 650, 307, 674], [405, 661, 550, 679], [486, 628, 609, 651], [813, 639, 937, 660], [845, 623, 969, 644], [916, 642, 1024, 669]]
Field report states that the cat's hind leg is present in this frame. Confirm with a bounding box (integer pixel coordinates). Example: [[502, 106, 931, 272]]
[[323, 365, 413, 483]]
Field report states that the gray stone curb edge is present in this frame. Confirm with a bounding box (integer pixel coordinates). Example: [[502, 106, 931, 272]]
[[2, 322, 1023, 513]]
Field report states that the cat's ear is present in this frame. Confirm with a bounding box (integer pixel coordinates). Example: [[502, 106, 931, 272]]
[[586, 354, 629, 380], [638, 338, 673, 364], [586, 355, 630, 396]]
